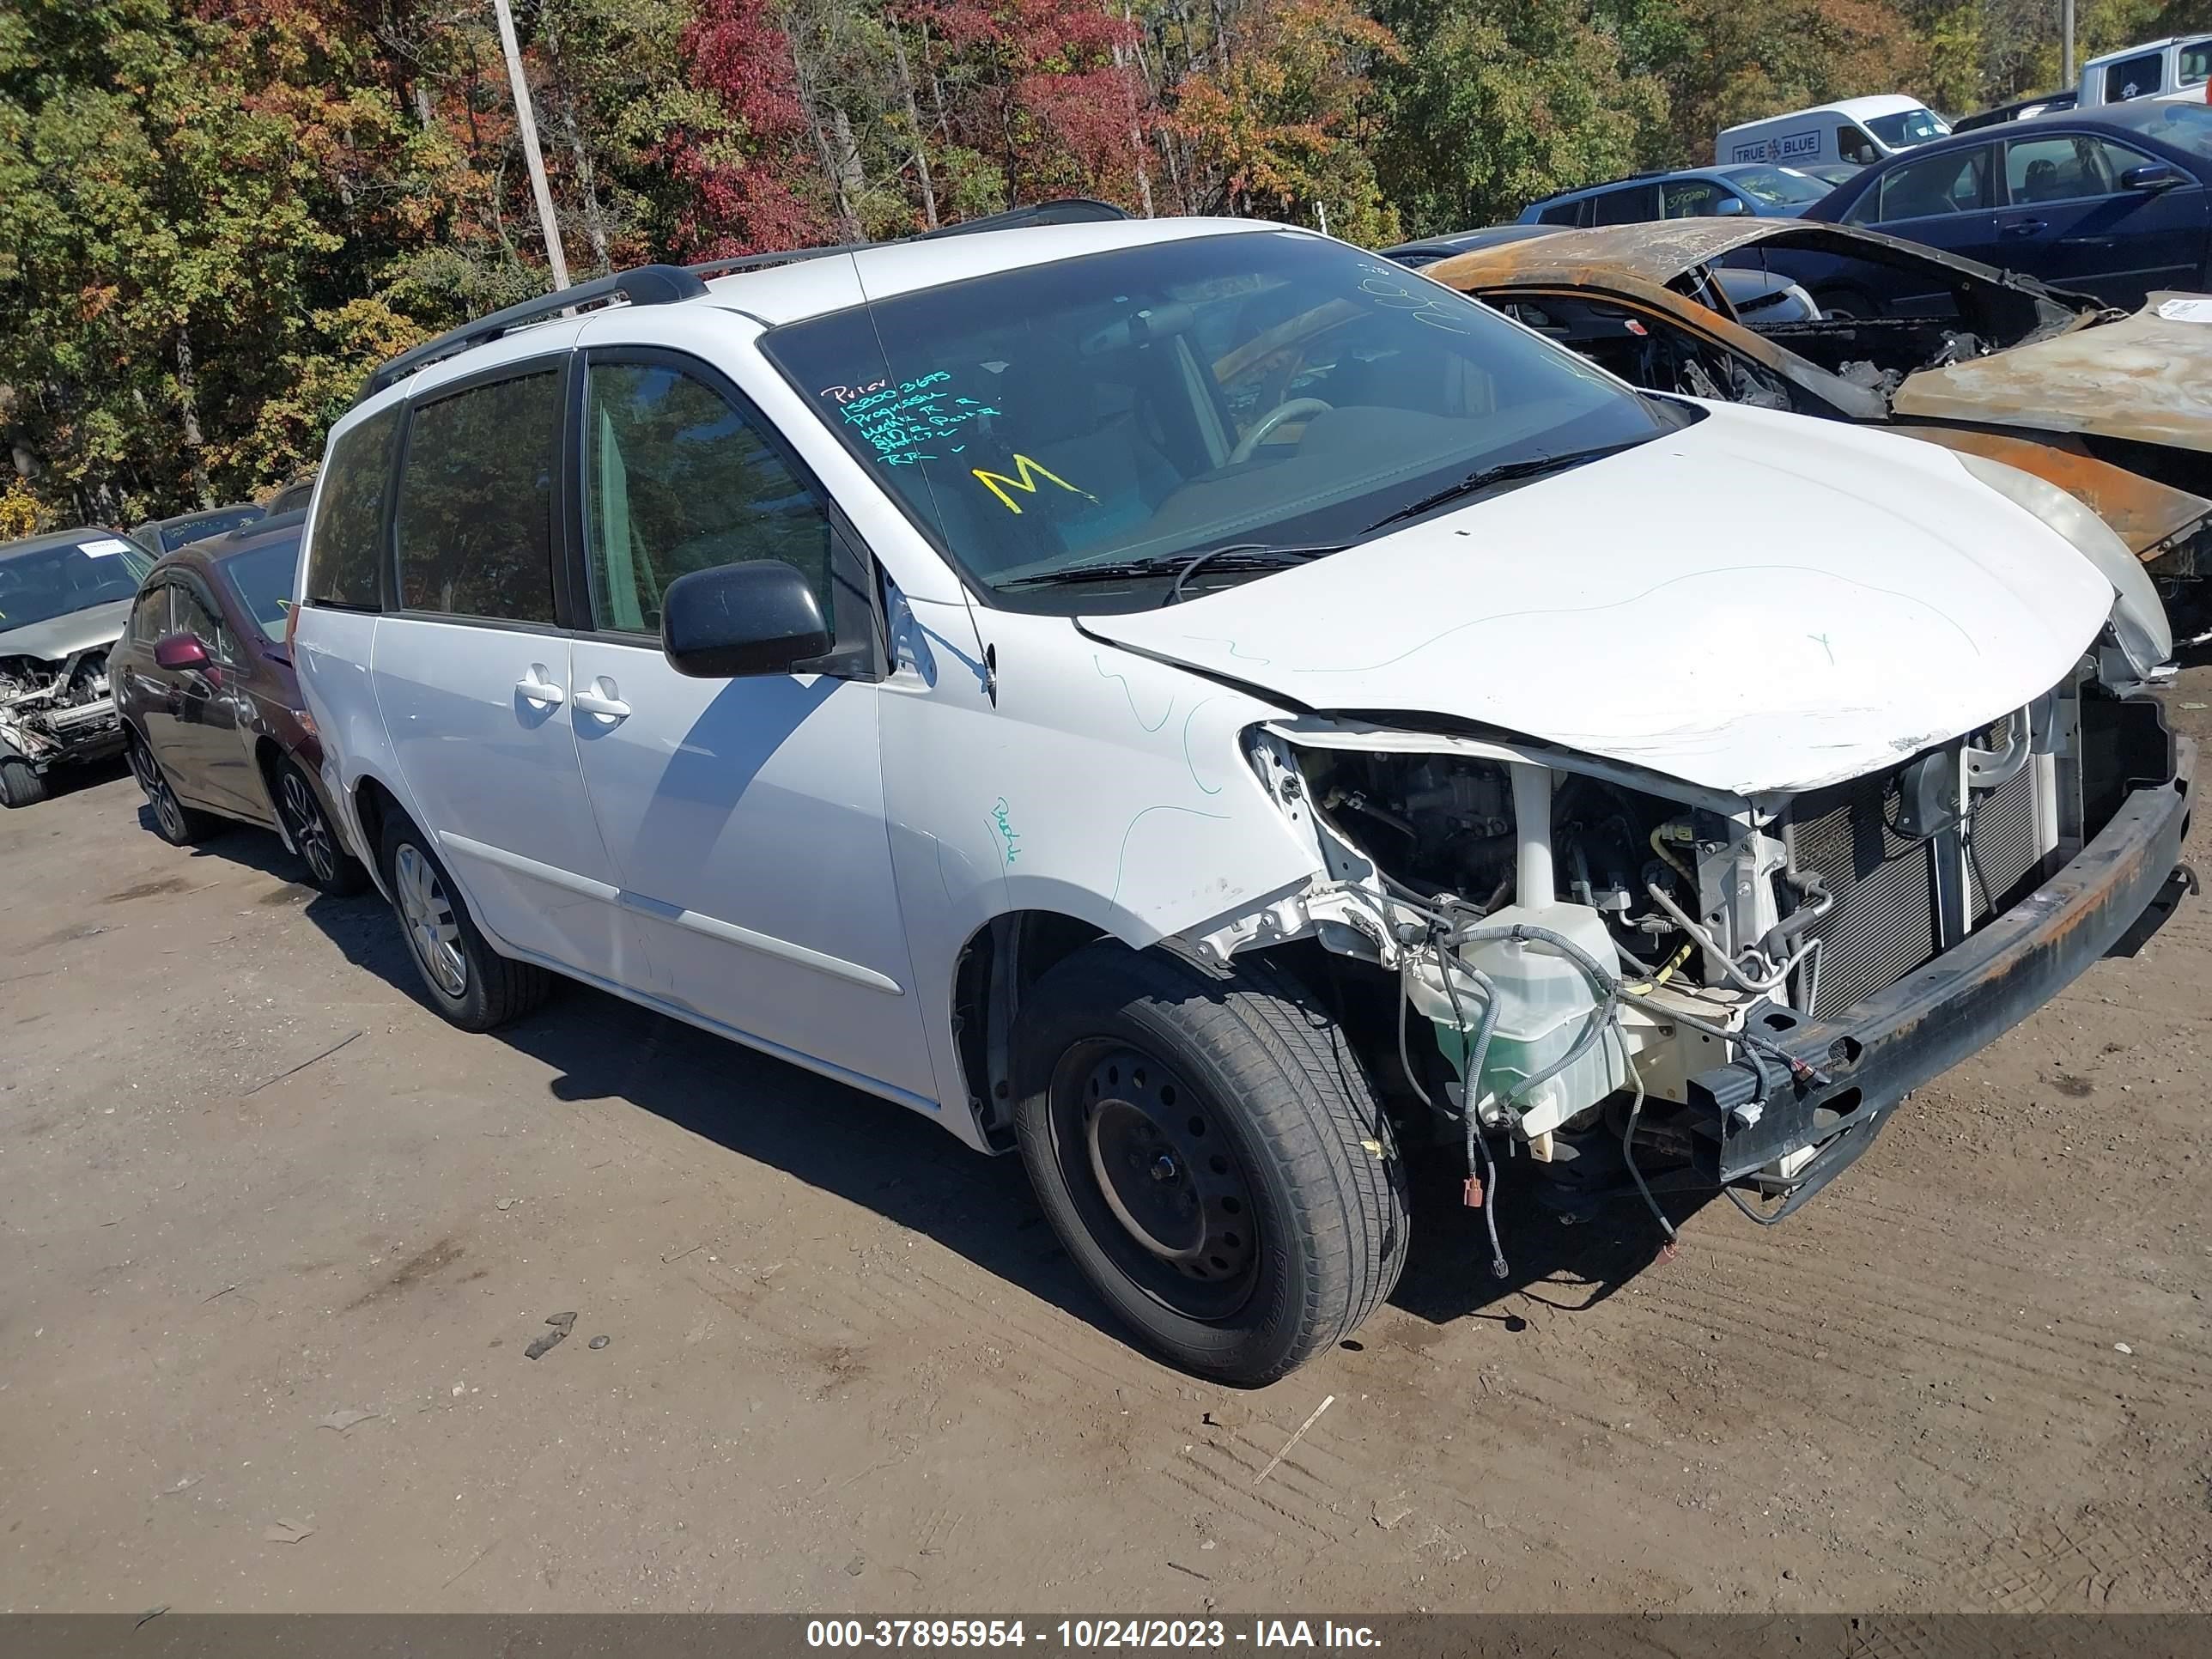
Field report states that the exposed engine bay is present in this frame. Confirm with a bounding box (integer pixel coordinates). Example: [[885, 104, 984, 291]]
[[1194, 660, 2169, 1246], [0, 647, 125, 766]]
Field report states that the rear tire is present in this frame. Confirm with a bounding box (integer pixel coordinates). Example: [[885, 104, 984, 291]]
[[1013, 943, 1408, 1385], [272, 756, 369, 896], [128, 732, 219, 843], [379, 812, 552, 1031], [0, 756, 48, 809]]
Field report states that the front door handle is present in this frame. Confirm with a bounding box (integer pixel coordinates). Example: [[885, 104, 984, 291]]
[[571, 678, 631, 722], [2001, 218, 2046, 237], [515, 665, 566, 707]]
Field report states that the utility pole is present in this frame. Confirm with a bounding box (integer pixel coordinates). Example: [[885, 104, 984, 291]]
[[491, 0, 571, 291], [2063, 0, 2075, 88]]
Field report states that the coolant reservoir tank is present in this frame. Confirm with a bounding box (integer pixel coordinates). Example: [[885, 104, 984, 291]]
[[1408, 902, 1625, 1140]]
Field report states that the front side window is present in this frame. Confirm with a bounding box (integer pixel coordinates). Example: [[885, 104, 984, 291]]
[[305, 404, 400, 611], [2005, 134, 2154, 201], [394, 372, 561, 623], [219, 536, 305, 642], [2105, 52, 2165, 102], [582, 361, 836, 635], [761, 230, 1668, 610], [1662, 179, 1728, 217], [1536, 198, 1587, 227], [1838, 124, 1881, 167], [1866, 147, 1990, 220], [173, 584, 234, 661], [0, 537, 154, 632], [2182, 41, 2209, 87], [131, 582, 174, 643]]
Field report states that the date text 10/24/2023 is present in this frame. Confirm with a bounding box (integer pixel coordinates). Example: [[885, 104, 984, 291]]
[[806, 1622, 1382, 1650]]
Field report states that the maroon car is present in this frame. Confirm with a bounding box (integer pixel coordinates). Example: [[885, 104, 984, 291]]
[[110, 512, 368, 895]]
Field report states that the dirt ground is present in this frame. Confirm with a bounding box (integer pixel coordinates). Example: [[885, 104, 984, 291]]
[[3, 672, 2209, 1617]]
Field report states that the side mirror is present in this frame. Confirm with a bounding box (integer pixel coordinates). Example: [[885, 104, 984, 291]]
[[2120, 162, 2184, 191], [661, 560, 833, 679], [154, 633, 212, 672], [1711, 194, 1749, 216]]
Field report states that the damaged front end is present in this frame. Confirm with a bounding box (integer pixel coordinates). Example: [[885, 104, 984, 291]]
[[1184, 659, 2193, 1229], [0, 646, 126, 774]]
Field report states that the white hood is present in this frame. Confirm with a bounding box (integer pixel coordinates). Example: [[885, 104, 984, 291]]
[[1082, 404, 2118, 798]]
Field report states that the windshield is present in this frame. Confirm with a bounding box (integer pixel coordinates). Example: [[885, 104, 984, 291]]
[[219, 536, 302, 641], [1866, 106, 1951, 149], [1733, 166, 1831, 206], [0, 538, 154, 633], [761, 230, 1667, 608]]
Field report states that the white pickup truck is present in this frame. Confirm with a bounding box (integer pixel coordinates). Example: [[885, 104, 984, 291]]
[[2077, 34, 2210, 108]]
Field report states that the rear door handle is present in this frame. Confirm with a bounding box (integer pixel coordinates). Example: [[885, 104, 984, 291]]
[[571, 679, 631, 721], [515, 665, 566, 707]]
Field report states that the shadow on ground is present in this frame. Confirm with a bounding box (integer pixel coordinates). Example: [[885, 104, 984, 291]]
[[165, 801, 1698, 1370]]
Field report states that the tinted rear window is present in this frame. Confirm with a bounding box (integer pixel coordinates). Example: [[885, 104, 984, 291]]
[[220, 537, 304, 641], [393, 372, 560, 624], [305, 405, 401, 611]]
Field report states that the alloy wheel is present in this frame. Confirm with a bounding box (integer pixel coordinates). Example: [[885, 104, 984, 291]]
[[279, 769, 337, 885], [393, 842, 467, 999], [132, 741, 189, 842]]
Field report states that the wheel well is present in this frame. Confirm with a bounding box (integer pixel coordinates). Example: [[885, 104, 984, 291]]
[[352, 774, 401, 866], [950, 918, 1420, 1152], [951, 912, 1107, 1149]]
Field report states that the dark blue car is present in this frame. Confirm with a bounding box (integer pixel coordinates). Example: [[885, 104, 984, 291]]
[[1517, 164, 1834, 228], [1803, 100, 2212, 310]]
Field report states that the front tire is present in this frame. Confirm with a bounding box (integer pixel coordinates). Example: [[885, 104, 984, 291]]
[[128, 732, 218, 844], [379, 813, 552, 1031], [1013, 944, 1408, 1385], [0, 756, 48, 809]]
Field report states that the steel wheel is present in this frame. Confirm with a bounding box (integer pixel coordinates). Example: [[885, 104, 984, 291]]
[[278, 768, 338, 886], [131, 739, 191, 842], [1051, 1040, 1260, 1322], [394, 842, 467, 999]]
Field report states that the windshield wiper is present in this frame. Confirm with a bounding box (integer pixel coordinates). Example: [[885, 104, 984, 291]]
[[995, 542, 1344, 600], [1362, 439, 1654, 535]]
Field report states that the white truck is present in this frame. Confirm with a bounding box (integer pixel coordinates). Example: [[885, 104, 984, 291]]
[[1717, 95, 1950, 170], [2076, 34, 2209, 109]]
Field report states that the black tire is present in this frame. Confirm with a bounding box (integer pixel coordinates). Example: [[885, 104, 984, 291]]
[[270, 756, 369, 896], [1013, 943, 1408, 1385], [379, 811, 552, 1031], [0, 756, 48, 809], [127, 732, 220, 844]]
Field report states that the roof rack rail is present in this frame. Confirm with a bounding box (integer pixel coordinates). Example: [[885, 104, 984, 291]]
[[357, 263, 708, 402], [686, 196, 1129, 281]]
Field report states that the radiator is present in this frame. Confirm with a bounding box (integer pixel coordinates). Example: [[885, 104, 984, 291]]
[[1782, 762, 2053, 1017]]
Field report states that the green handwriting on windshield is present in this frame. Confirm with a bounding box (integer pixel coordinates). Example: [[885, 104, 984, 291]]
[[819, 373, 1003, 467]]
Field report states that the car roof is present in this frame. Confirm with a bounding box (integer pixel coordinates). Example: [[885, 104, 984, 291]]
[[1720, 94, 1927, 133], [2084, 33, 2209, 65], [1383, 225, 1554, 258], [143, 501, 263, 532], [349, 215, 1288, 423], [160, 510, 307, 575], [0, 526, 142, 562]]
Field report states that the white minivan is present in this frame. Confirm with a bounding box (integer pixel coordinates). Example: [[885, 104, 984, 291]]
[[1718, 94, 1952, 168], [290, 211, 2191, 1384]]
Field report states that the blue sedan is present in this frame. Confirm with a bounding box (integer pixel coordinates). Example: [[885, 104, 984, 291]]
[[1516, 164, 1836, 228], [1802, 100, 2212, 310]]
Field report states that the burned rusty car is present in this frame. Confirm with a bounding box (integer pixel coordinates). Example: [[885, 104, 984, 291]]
[[0, 528, 154, 808], [1422, 219, 2212, 577]]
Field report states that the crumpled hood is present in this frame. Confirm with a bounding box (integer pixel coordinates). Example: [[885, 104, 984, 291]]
[[1081, 404, 2118, 798], [0, 598, 132, 665]]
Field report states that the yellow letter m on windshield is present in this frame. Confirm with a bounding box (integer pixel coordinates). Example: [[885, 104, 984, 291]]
[[972, 455, 1098, 514]]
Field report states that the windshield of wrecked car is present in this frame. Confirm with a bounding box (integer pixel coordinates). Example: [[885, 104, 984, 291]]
[[1731, 167, 1831, 206], [0, 539, 154, 631], [1867, 107, 1951, 148], [760, 230, 1666, 606], [219, 537, 302, 641]]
